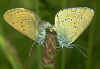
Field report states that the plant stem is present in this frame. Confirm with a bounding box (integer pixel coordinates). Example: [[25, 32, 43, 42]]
[[42, 32, 56, 69]]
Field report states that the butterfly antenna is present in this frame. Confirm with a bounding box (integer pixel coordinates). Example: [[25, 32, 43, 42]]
[[28, 42, 37, 56], [72, 44, 88, 58]]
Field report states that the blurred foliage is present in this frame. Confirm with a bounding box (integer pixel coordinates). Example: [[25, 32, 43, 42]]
[[0, 0, 97, 69]]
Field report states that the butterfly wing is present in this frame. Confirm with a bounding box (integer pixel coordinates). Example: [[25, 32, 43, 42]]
[[55, 7, 94, 44], [4, 8, 40, 40]]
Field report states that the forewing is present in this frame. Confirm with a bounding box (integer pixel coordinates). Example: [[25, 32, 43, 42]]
[[55, 7, 94, 43], [4, 8, 40, 40]]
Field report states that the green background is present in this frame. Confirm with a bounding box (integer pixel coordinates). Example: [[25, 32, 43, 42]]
[[0, 0, 97, 69]]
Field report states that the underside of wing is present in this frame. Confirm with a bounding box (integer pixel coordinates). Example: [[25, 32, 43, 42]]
[[55, 7, 94, 43], [4, 8, 40, 40]]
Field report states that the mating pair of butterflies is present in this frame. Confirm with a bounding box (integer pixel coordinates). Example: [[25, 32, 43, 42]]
[[3, 7, 94, 48]]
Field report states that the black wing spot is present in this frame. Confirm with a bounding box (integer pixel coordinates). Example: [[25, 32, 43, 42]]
[[73, 22, 76, 24], [22, 28, 26, 31], [65, 17, 73, 22], [12, 22, 15, 24], [20, 24, 24, 27], [74, 26, 77, 28]]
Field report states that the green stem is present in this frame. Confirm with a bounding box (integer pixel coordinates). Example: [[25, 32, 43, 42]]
[[60, 48, 67, 69], [86, 15, 96, 69], [0, 35, 23, 69], [34, 0, 39, 14]]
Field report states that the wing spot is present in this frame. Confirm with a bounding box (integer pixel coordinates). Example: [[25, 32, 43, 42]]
[[22, 28, 26, 31], [12, 22, 15, 24], [64, 17, 73, 23], [20, 24, 24, 27], [74, 26, 77, 28]]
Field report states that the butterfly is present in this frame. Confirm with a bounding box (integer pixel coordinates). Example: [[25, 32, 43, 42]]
[[3, 7, 94, 48], [54, 7, 94, 48]]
